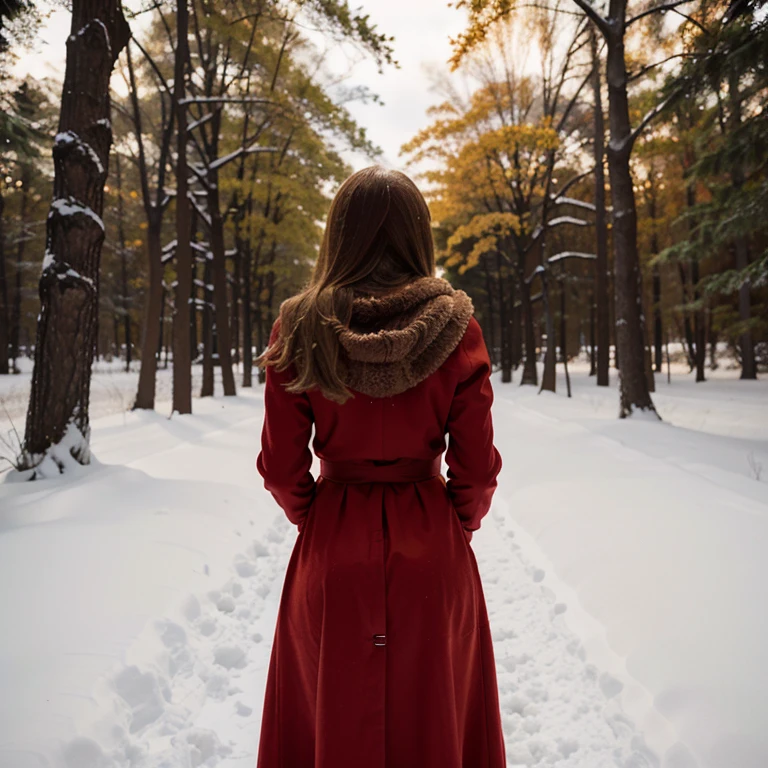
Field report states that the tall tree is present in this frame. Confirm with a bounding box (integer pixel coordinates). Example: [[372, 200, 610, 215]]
[[452, 0, 672, 417], [172, 0, 193, 415], [660, 1, 767, 379], [20, 0, 129, 473], [589, 26, 610, 386], [123, 37, 176, 409]]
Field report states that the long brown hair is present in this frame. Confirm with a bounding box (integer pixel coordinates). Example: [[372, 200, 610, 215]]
[[256, 165, 436, 403]]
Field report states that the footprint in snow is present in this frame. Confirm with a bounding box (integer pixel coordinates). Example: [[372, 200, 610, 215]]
[[213, 644, 247, 670]]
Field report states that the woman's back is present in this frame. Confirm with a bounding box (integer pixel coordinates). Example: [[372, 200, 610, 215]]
[[254, 166, 506, 768], [258, 276, 501, 536]]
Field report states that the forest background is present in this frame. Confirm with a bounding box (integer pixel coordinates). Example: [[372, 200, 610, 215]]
[[0, 0, 765, 475]]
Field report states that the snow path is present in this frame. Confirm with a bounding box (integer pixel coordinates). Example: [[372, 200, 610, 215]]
[[490, 382, 768, 768], [60, 491, 658, 768], [3, 364, 766, 768]]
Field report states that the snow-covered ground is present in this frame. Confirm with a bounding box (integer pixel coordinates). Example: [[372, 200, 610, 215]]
[[0, 361, 766, 768], [0, 359, 189, 464]]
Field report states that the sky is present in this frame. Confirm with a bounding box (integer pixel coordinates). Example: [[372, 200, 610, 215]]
[[309, 0, 469, 171], [14, 0, 470, 176]]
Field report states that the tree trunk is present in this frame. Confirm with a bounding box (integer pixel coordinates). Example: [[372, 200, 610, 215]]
[[114, 153, 132, 372], [539, 271, 556, 394], [255, 271, 265, 383], [649, 184, 663, 373], [201, 257, 214, 397], [0, 190, 8, 374], [172, 0, 193, 414], [518, 274, 538, 386], [242, 241, 253, 387], [481, 255, 497, 367], [726, 68, 756, 380], [10, 165, 31, 369], [231, 248, 241, 367], [691, 255, 705, 382], [677, 262, 695, 369], [207, 183, 236, 393], [21, 0, 129, 469], [134, 216, 163, 409], [604, 19, 658, 417], [709, 315, 718, 370], [508, 269, 520, 370], [589, 291, 596, 375], [126, 38, 171, 410], [188, 212, 198, 361], [590, 26, 610, 387], [560, 277, 571, 398], [496, 251, 512, 383], [241, 192, 254, 387]]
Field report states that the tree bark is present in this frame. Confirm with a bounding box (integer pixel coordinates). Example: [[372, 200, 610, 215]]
[[0, 190, 8, 374], [590, 26, 610, 387], [518, 273, 538, 386], [603, 10, 657, 417], [231, 248, 240, 367], [240, 189, 255, 387], [496, 251, 512, 383], [188, 212, 198, 360], [482, 255, 497, 367], [10, 164, 31, 370], [172, 0, 193, 414], [241, 232, 253, 387], [589, 291, 596, 375], [126, 40, 174, 409], [201, 256, 214, 397], [206, 112, 236, 396], [727, 70, 756, 379], [114, 153, 132, 372], [22, 0, 129, 468], [648, 181, 663, 373], [691, 254, 705, 382], [539, 270, 556, 393], [560, 277, 571, 397], [134, 216, 163, 408]]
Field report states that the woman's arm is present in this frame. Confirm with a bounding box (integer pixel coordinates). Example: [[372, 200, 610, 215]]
[[444, 317, 503, 539], [256, 319, 316, 529]]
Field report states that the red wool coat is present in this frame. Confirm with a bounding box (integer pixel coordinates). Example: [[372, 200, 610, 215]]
[[256, 315, 506, 768]]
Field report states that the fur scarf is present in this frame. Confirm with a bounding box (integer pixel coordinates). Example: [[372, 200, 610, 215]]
[[338, 276, 474, 398]]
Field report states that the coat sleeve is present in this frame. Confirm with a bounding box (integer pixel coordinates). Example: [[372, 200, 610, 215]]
[[256, 318, 316, 528], [444, 316, 503, 538]]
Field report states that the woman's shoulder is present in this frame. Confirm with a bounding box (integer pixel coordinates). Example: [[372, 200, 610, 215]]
[[441, 315, 489, 377]]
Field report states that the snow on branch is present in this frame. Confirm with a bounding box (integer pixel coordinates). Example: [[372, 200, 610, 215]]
[[525, 265, 546, 284], [550, 196, 596, 212], [548, 251, 597, 264], [188, 163, 211, 188], [188, 194, 211, 227], [209, 145, 280, 172], [548, 216, 590, 228], [188, 113, 215, 132], [626, 0, 696, 27], [179, 97, 274, 106]]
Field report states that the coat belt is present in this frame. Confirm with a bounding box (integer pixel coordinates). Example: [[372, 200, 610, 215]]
[[319, 456, 442, 484]]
